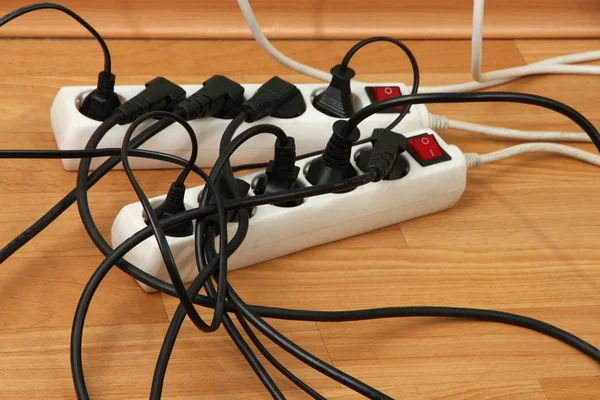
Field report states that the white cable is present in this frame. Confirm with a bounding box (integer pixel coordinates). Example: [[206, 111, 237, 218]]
[[470, 0, 486, 82], [416, 78, 513, 93], [238, 0, 600, 89], [237, 0, 333, 83], [464, 143, 600, 169], [428, 113, 591, 142], [237, 0, 502, 90], [237, 0, 503, 90], [471, 0, 600, 83], [238, 0, 600, 143], [239, 0, 600, 87], [238, 0, 600, 92]]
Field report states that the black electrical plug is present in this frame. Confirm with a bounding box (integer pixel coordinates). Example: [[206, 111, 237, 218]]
[[198, 177, 254, 235], [144, 182, 193, 237], [355, 128, 409, 181], [241, 76, 306, 122], [113, 77, 186, 125], [79, 71, 121, 121], [253, 137, 303, 207], [305, 120, 360, 188], [174, 75, 245, 120], [312, 64, 356, 118]]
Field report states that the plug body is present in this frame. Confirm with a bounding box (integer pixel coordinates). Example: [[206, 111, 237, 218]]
[[356, 148, 409, 181], [305, 120, 360, 187], [114, 77, 186, 124], [312, 64, 356, 118], [363, 128, 408, 181], [355, 128, 410, 181], [253, 137, 303, 207], [175, 75, 245, 120], [79, 72, 121, 121], [241, 76, 304, 122], [145, 182, 193, 237], [199, 177, 254, 229]]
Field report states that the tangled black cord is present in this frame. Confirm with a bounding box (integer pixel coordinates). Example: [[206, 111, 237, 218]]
[[0, 91, 597, 399], [0, 91, 598, 398], [69, 107, 384, 399], [0, 2, 112, 74], [0, 5, 598, 394], [59, 92, 600, 400], [2, 111, 599, 398]]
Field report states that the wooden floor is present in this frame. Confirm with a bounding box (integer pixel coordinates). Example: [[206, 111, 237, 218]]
[[0, 38, 599, 399]]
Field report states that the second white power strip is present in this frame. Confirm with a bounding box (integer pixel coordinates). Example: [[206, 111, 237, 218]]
[[111, 129, 466, 292], [51, 81, 429, 170]]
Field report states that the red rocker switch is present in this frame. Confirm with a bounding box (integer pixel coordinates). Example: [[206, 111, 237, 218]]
[[407, 133, 451, 166], [365, 86, 404, 112]]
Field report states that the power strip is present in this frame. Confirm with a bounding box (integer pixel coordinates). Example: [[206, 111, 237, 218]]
[[111, 129, 466, 292], [51, 81, 429, 170]]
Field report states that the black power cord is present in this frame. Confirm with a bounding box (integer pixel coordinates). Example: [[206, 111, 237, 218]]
[[0, 2, 121, 120], [192, 114, 286, 398], [155, 121, 326, 399], [70, 78, 333, 398], [0, 3, 111, 73], [306, 37, 420, 186], [63, 126, 600, 398], [121, 112, 228, 332], [0, 121, 577, 381], [236, 311, 327, 400], [0, 74, 243, 263], [124, 113, 282, 400], [312, 35, 419, 125], [191, 118, 290, 399], [0, 118, 173, 265], [66, 89, 600, 399], [70, 112, 223, 399], [69, 132, 380, 399], [231, 137, 373, 173], [342, 91, 600, 152], [0, 31, 598, 398], [72, 75, 244, 336], [0, 124, 585, 397], [339, 36, 420, 130]]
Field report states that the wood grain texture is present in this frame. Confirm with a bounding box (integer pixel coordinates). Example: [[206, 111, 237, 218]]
[[0, 1, 599, 39], [0, 38, 599, 398], [540, 376, 600, 399]]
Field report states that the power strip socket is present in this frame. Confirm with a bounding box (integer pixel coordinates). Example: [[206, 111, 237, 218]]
[[51, 81, 429, 170], [111, 129, 466, 292]]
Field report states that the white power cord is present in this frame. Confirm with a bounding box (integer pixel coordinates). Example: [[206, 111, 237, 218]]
[[237, 0, 501, 91], [471, 0, 600, 83], [450, 0, 600, 142], [238, 0, 600, 164], [465, 143, 600, 169], [237, 0, 504, 91], [428, 114, 591, 143], [238, 0, 333, 83], [239, 0, 600, 92]]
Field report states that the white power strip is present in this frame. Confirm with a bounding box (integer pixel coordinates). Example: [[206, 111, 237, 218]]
[[111, 129, 466, 292], [51, 82, 429, 170]]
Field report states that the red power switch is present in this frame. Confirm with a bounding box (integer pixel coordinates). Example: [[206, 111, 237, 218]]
[[367, 86, 404, 110], [408, 134, 444, 162]]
